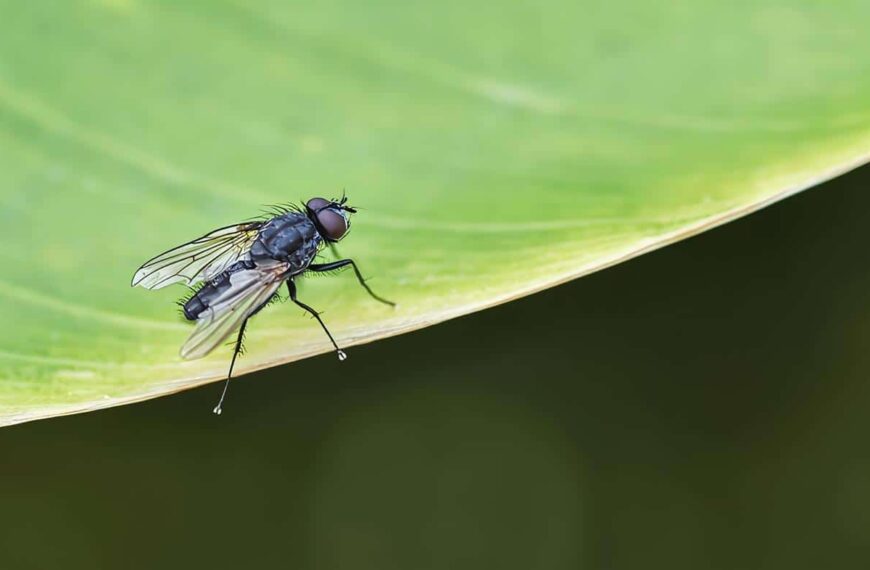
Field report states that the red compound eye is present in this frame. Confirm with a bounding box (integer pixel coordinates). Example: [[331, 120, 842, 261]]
[[316, 208, 348, 240]]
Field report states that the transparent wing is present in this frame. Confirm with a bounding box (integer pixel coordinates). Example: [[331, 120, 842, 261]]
[[131, 222, 263, 290], [180, 261, 288, 360]]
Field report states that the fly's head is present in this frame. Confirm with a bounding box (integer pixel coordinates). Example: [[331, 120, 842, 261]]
[[306, 195, 357, 242]]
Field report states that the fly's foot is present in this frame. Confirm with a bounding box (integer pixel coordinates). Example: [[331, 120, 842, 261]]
[[337, 350, 347, 361]]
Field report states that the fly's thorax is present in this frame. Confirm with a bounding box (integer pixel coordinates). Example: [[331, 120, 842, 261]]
[[250, 212, 321, 272]]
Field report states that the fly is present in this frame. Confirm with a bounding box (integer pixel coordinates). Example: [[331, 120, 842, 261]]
[[131, 195, 394, 414]]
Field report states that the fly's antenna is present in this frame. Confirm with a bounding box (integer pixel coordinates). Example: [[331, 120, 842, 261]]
[[338, 190, 358, 213], [213, 319, 249, 415]]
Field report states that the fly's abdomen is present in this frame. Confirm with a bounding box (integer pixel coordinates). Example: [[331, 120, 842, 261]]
[[183, 279, 227, 321], [182, 261, 251, 321], [182, 292, 208, 321]]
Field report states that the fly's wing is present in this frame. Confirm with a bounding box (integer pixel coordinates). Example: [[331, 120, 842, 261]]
[[131, 222, 263, 290], [180, 261, 288, 360]]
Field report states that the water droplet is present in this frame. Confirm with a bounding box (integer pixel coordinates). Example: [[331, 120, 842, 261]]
[[337, 350, 347, 361], [213, 405, 222, 415]]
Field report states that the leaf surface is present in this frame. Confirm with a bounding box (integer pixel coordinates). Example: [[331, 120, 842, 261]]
[[1, 0, 868, 425]]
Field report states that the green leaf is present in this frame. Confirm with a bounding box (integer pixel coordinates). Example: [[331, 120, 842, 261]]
[[1, 0, 868, 426]]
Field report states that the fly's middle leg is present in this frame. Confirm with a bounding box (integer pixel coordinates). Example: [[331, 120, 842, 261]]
[[286, 280, 346, 361]]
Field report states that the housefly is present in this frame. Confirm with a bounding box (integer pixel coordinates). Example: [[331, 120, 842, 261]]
[[131, 196, 394, 414]]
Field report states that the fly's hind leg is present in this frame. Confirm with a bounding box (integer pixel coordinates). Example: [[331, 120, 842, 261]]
[[213, 318, 248, 415], [212, 293, 275, 415], [307, 259, 395, 307], [287, 279, 346, 361]]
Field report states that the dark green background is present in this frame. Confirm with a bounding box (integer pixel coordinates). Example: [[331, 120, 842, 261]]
[[2, 165, 870, 569]]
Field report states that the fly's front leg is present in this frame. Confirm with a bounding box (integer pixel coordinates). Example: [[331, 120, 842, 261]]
[[307, 259, 395, 306], [286, 280, 346, 361]]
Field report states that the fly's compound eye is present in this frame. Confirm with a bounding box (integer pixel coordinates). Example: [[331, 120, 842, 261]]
[[316, 208, 349, 240], [306, 197, 330, 211]]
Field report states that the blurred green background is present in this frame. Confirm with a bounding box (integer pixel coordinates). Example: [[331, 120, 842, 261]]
[[3, 0, 870, 421], [1, 164, 869, 569]]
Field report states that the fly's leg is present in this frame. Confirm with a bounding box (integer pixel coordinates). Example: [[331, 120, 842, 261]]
[[213, 318, 248, 415], [307, 259, 395, 307], [212, 292, 278, 415], [287, 280, 347, 361]]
